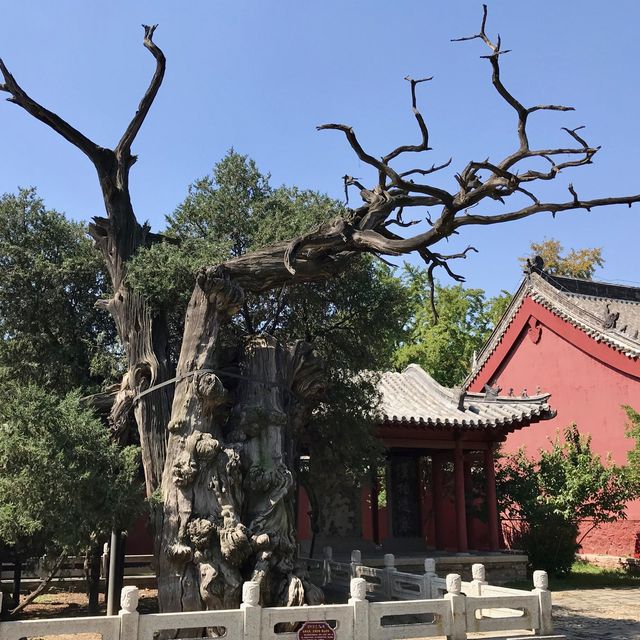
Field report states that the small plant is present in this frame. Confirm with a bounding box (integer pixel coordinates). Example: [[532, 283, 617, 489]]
[[497, 425, 634, 576]]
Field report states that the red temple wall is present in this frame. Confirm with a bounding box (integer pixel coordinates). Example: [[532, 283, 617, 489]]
[[469, 299, 640, 556]]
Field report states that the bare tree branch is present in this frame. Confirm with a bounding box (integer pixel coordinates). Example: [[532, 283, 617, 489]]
[[561, 125, 589, 149], [456, 194, 640, 228], [342, 174, 367, 204], [317, 123, 454, 204], [0, 59, 102, 165], [116, 24, 166, 159], [528, 104, 574, 114], [384, 207, 420, 229], [400, 158, 452, 179], [382, 76, 432, 164]]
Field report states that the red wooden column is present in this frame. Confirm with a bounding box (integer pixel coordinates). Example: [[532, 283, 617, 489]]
[[463, 455, 474, 549], [431, 452, 445, 550], [371, 468, 380, 545], [484, 447, 500, 551], [454, 442, 469, 552]]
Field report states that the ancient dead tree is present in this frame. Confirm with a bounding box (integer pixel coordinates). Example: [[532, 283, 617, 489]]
[[2, 6, 639, 632]]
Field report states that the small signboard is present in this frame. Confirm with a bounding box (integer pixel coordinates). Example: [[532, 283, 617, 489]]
[[297, 620, 336, 640]]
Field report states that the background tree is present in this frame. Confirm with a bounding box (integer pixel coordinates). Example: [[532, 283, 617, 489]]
[[397, 234, 604, 387], [520, 238, 604, 280], [3, 7, 640, 625], [394, 266, 510, 386], [0, 383, 141, 617], [497, 425, 634, 575], [0, 188, 121, 393], [127, 150, 409, 530], [0, 187, 126, 614]]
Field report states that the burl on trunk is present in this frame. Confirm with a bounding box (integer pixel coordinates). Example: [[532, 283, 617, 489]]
[[158, 273, 325, 617]]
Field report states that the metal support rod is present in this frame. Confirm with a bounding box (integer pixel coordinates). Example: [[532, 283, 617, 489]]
[[106, 531, 119, 616]]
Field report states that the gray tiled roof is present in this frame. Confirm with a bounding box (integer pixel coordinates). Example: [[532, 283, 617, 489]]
[[531, 272, 640, 354], [378, 364, 554, 429], [467, 272, 640, 386]]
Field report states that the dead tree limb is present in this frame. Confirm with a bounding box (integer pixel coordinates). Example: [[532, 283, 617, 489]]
[[1, 26, 172, 502]]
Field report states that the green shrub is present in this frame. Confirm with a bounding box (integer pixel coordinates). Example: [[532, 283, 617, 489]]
[[497, 425, 633, 576], [0, 382, 142, 558]]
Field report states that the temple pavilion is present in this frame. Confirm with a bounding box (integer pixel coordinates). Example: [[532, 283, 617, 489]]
[[297, 364, 555, 554]]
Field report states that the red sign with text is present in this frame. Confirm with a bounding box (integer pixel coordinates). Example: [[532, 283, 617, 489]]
[[297, 621, 336, 640]]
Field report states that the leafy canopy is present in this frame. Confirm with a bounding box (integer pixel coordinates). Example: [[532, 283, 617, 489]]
[[395, 235, 605, 388], [520, 238, 604, 280], [0, 383, 141, 557], [394, 266, 511, 387], [0, 188, 120, 393], [0, 189, 139, 571], [128, 150, 410, 477]]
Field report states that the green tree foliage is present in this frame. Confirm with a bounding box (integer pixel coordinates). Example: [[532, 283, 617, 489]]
[[0, 188, 121, 393], [0, 189, 139, 614], [521, 238, 604, 280], [497, 425, 633, 575], [128, 150, 410, 478], [0, 383, 141, 558], [623, 405, 640, 493], [394, 266, 511, 387]]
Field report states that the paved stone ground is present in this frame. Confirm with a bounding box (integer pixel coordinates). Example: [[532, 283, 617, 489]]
[[551, 587, 640, 639], [467, 587, 640, 639]]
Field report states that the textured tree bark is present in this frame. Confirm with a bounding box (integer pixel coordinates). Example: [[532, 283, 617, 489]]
[[156, 272, 325, 632]]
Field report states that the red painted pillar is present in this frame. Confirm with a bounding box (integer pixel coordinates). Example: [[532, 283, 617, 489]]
[[431, 452, 445, 550], [464, 455, 474, 549], [484, 447, 500, 551], [454, 442, 468, 552], [371, 469, 380, 545]]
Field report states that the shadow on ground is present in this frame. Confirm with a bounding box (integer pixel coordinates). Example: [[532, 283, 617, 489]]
[[552, 587, 640, 640]]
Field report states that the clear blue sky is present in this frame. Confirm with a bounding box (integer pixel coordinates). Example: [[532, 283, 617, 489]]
[[1, 1, 639, 296]]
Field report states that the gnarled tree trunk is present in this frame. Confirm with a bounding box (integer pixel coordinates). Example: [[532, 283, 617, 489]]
[[158, 274, 325, 626]]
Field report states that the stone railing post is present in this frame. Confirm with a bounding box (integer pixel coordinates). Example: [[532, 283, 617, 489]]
[[383, 553, 396, 599], [349, 577, 370, 640], [532, 570, 552, 635], [350, 549, 362, 578], [444, 574, 466, 640], [470, 563, 487, 596], [422, 558, 437, 599], [322, 546, 333, 586], [118, 586, 140, 640], [241, 580, 262, 640]]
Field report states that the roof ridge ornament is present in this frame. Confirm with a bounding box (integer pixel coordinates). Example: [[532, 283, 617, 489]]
[[483, 383, 501, 401], [603, 303, 620, 330], [524, 255, 545, 275], [452, 387, 466, 411]]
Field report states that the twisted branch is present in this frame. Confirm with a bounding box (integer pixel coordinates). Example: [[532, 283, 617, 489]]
[[382, 76, 432, 164], [0, 59, 102, 165], [116, 24, 166, 160]]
